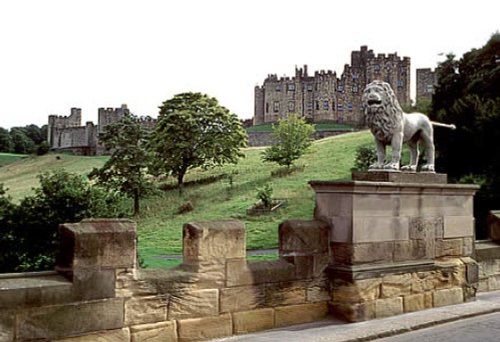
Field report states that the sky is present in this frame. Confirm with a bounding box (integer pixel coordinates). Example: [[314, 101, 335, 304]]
[[0, 0, 498, 129]]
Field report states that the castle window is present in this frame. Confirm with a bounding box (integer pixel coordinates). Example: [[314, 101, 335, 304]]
[[275, 84, 282, 92], [315, 101, 320, 110], [374, 64, 380, 72], [288, 101, 295, 112], [307, 101, 313, 110], [426, 84, 433, 93], [323, 100, 329, 110], [338, 104, 344, 111], [287, 84, 295, 91], [397, 80, 404, 87], [337, 84, 343, 92], [348, 103, 353, 112], [306, 84, 313, 91], [273, 101, 280, 112], [265, 103, 269, 114], [352, 85, 358, 93]]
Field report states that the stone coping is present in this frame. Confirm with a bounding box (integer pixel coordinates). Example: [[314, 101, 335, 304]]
[[309, 180, 479, 195], [0, 271, 71, 290], [475, 240, 500, 261], [326, 259, 437, 281], [352, 171, 447, 184]]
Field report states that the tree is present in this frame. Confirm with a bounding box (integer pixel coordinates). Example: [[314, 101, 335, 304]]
[[429, 33, 500, 237], [262, 114, 315, 169], [0, 171, 125, 272], [0, 127, 13, 152], [10, 127, 35, 154], [148, 92, 247, 187], [89, 113, 151, 216]]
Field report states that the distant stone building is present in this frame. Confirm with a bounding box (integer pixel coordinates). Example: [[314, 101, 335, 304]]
[[416, 68, 438, 104], [254, 46, 411, 126], [47, 104, 156, 155]]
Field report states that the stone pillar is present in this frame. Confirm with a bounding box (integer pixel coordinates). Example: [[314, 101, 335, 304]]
[[310, 172, 479, 322], [56, 218, 137, 300]]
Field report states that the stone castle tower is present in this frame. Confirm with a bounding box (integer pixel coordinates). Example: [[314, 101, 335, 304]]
[[254, 46, 411, 126], [416, 68, 438, 104], [47, 104, 156, 155]]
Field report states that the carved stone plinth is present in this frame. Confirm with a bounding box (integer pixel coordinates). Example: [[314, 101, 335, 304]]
[[310, 173, 480, 322]]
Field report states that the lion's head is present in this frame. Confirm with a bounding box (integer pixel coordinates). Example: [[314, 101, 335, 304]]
[[362, 80, 404, 142]]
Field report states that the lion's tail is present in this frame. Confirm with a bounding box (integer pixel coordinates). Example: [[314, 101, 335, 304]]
[[431, 121, 456, 130]]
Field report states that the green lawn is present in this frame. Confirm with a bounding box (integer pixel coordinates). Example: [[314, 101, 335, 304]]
[[0, 153, 29, 167], [0, 131, 373, 268]]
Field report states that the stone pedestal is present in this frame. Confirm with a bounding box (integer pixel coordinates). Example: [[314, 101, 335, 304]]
[[310, 172, 480, 322]]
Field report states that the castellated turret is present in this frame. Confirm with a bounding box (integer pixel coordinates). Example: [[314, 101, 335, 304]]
[[47, 104, 156, 156], [253, 46, 411, 126]]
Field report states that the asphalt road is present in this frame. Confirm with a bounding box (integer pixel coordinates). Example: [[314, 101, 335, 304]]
[[377, 312, 500, 342]]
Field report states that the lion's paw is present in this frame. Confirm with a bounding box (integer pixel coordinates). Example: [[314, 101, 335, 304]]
[[401, 165, 417, 172], [421, 164, 435, 173], [368, 163, 384, 171], [383, 162, 400, 171]]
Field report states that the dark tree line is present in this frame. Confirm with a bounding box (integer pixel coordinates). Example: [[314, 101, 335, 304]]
[[0, 124, 49, 155], [430, 33, 500, 237]]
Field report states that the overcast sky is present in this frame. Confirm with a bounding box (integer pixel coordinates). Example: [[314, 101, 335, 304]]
[[0, 0, 498, 129]]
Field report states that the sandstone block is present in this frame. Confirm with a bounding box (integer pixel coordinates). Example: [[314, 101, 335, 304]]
[[307, 283, 331, 303], [488, 211, 500, 241], [403, 294, 425, 312], [375, 297, 403, 318], [352, 242, 394, 264], [409, 217, 442, 240], [329, 216, 353, 242], [17, 298, 124, 340], [220, 285, 265, 313], [394, 239, 434, 261], [130, 321, 177, 342], [444, 216, 474, 238], [265, 282, 306, 307], [462, 237, 474, 257], [423, 291, 433, 308], [0, 310, 14, 342], [226, 259, 296, 287], [232, 308, 274, 334], [352, 217, 409, 243], [168, 289, 218, 320], [53, 328, 130, 342], [279, 220, 329, 255], [71, 268, 116, 300], [177, 314, 232, 342], [381, 274, 412, 298], [124, 296, 168, 325], [436, 238, 463, 257], [57, 219, 136, 270], [411, 272, 438, 293], [329, 301, 375, 322], [274, 302, 328, 327], [183, 220, 245, 263], [488, 274, 500, 291], [332, 278, 380, 303], [433, 287, 463, 307]]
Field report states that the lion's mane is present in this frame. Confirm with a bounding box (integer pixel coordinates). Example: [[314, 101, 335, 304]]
[[363, 80, 404, 143]]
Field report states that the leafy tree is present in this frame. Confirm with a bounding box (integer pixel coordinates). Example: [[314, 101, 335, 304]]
[[0, 127, 13, 152], [89, 113, 151, 215], [430, 33, 500, 237], [10, 127, 35, 154], [0, 171, 126, 272], [148, 92, 247, 187], [262, 114, 315, 169]]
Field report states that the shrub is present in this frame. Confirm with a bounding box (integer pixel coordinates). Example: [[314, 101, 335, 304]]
[[256, 184, 273, 208], [352, 144, 377, 172]]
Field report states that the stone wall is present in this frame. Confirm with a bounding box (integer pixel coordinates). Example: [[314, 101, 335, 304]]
[[0, 219, 331, 341], [416, 68, 437, 104]]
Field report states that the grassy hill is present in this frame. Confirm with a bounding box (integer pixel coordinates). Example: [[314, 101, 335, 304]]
[[0, 153, 29, 168], [0, 131, 373, 268]]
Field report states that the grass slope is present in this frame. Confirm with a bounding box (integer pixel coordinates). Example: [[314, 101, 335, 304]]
[[0, 131, 373, 268], [0, 153, 108, 201], [246, 123, 354, 133], [136, 130, 371, 267], [0, 153, 28, 168]]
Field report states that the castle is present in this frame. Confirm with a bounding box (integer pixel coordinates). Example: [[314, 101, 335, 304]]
[[47, 104, 156, 155], [254, 46, 436, 126]]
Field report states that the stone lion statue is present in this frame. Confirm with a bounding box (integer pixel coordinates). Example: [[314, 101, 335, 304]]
[[362, 80, 455, 172]]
